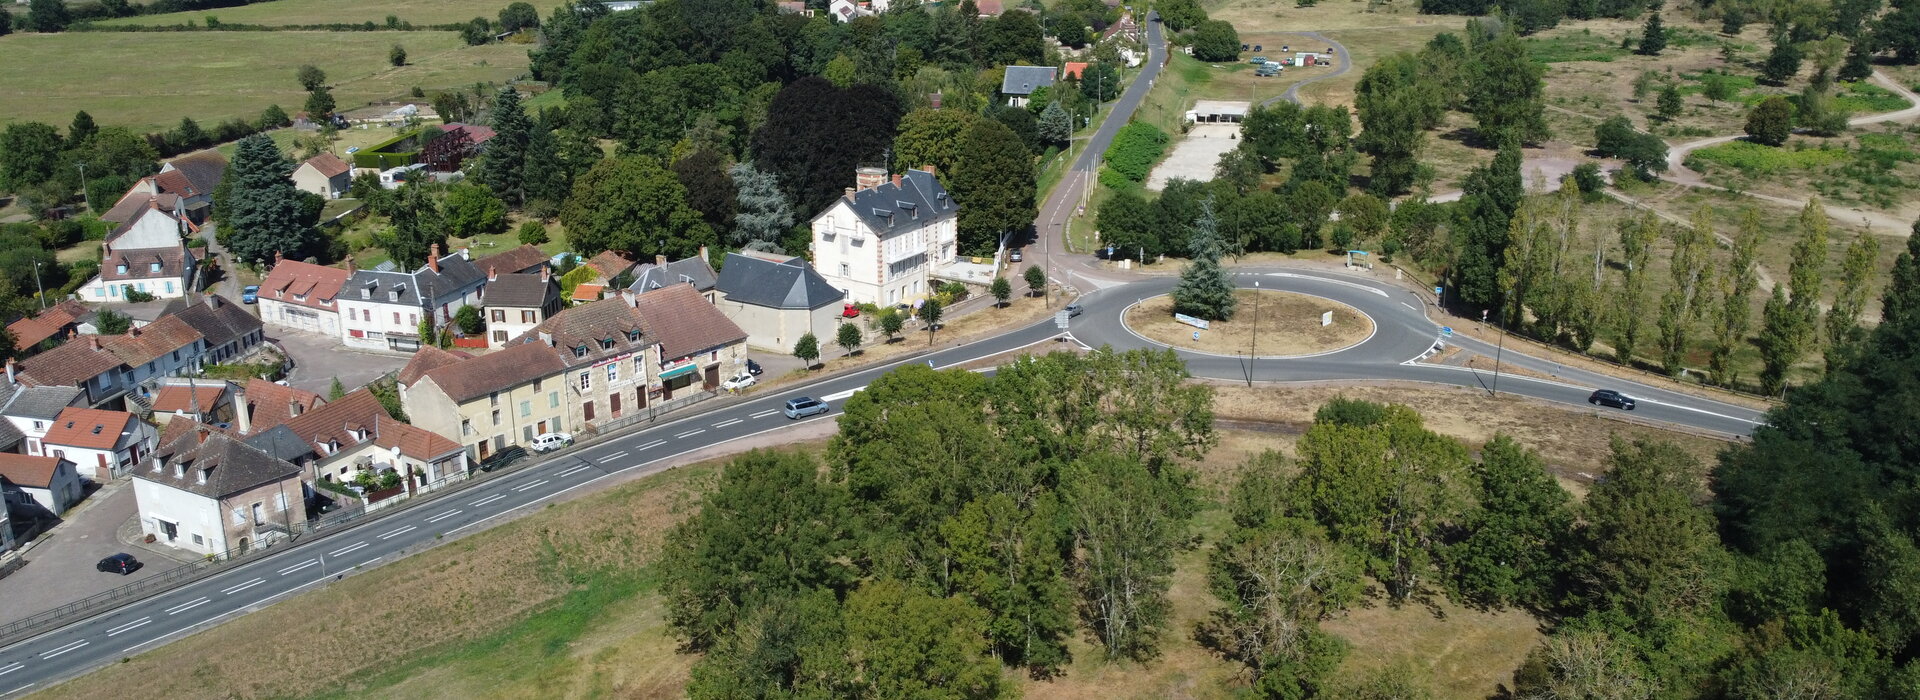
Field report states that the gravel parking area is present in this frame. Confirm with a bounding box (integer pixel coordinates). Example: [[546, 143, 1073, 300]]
[[1147, 123, 1242, 191]]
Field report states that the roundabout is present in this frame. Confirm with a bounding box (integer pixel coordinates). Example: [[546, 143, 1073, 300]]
[[1121, 289, 1375, 359]]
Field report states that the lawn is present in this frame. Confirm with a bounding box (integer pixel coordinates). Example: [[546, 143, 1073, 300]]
[[1687, 140, 1852, 175], [91, 0, 517, 27], [0, 31, 528, 133]]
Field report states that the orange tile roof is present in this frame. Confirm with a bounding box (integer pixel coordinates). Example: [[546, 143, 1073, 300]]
[[282, 388, 386, 453], [43, 407, 139, 450], [570, 283, 605, 302], [302, 152, 352, 178], [242, 378, 326, 433], [1063, 62, 1088, 80], [150, 384, 229, 413], [0, 453, 67, 488], [397, 346, 471, 387], [259, 259, 349, 311], [8, 307, 80, 351]]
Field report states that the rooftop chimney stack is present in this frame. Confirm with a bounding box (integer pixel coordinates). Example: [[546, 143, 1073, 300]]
[[346, 258, 356, 275], [4, 358, 14, 385], [655, 254, 667, 267], [232, 385, 251, 435], [844, 186, 856, 201], [428, 244, 441, 273], [891, 173, 903, 188], [855, 167, 886, 191], [922, 164, 937, 177], [488, 265, 498, 282], [274, 250, 284, 264], [698, 245, 709, 263], [89, 336, 101, 351], [540, 266, 550, 283]]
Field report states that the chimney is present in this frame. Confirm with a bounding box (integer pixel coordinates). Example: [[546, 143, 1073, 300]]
[[698, 245, 709, 263], [489, 265, 498, 282], [891, 173, 903, 188], [844, 186, 856, 201], [274, 250, 284, 264], [655, 254, 667, 267], [231, 385, 251, 434], [194, 426, 209, 444], [5, 358, 14, 385], [129, 326, 140, 337], [538, 331, 554, 347], [922, 164, 937, 177], [930, 91, 942, 109], [428, 243, 441, 272], [621, 290, 637, 308], [540, 266, 550, 283], [89, 337, 102, 351], [855, 167, 886, 191], [346, 258, 356, 275]]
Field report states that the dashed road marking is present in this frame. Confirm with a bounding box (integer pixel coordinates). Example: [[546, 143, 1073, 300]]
[[635, 439, 665, 451], [712, 418, 742, 428], [277, 559, 319, 576], [164, 597, 209, 615], [674, 429, 705, 439], [377, 525, 416, 540], [0, 662, 21, 677], [105, 617, 151, 637], [220, 578, 266, 595], [511, 479, 548, 493], [749, 409, 778, 418], [425, 509, 463, 524], [595, 451, 629, 464], [328, 541, 369, 557], [470, 494, 506, 508], [556, 465, 591, 478], [38, 641, 87, 659]]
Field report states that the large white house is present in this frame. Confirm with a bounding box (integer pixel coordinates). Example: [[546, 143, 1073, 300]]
[[257, 257, 349, 337], [809, 166, 959, 306], [338, 245, 487, 354], [77, 206, 197, 303], [133, 424, 306, 556]]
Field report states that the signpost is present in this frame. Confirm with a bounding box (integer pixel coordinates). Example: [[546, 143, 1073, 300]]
[[1320, 310, 1333, 326], [1173, 313, 1210, 330], [1055, 310, 1071, 330]]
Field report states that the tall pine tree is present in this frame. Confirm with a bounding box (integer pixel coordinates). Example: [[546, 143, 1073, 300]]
[[221, 134, 317, 266], [1172, 199, 1238, 321], [475, 87, 533, 208]]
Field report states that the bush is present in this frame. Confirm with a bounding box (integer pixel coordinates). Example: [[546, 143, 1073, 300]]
[[1571, 162, 1606, 196], [1190, 20, 1241, 62], [516, 220, 549, 245], [1102, 122, 1170, 183], [1744, 96, 1795, 147]]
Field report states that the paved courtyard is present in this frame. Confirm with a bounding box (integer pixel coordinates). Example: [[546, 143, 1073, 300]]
[[1146, 123, 1242, 191], [0, 483, 183, 627], [274, 328, 409, 395]]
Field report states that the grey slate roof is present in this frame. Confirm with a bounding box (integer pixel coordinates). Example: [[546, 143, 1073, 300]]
[[345, 251, 487, 308], [242, 425, 315, 464], [1001, 65, 1057, 96], [140, 428, 302, 499], [715, 252, 845, 311], [843, 169, 957, 238], [0, 419, 22, 452], [0, 385, 85, 421], [171, 296, 261, 349], [482, 273, 558, 309], [629, 257, 717, 294]]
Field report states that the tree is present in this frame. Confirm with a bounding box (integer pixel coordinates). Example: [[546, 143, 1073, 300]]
[[891, 108, 976, 179], [95, 310, 131, 335], [454, 304, 484, 335], [1171, 200, 1238, 321], [304, 88, 336, 121], [0, 9, 11, 36], [221, 134, 319, 266], [389, 44, 407, 67], [1574, 438, 1726, 621], [1191, 20, 1242, 62], [1037, 102, 1072, 147], [1467, 28, 1551, 145], [295, 65, 327, 92], [949, 119, 1035, 256], [1655, 208, 1715, 375], [1024, 264, 1046, 298], [560, 156, 715, 260], [840, 580, 1007, 698], [461, 17, 494, 45], [1452, 140, 1525, 311], [26, 0, 69, 32], [1593, 116, 1668, 180], [1614, 213, 1659, 365], [442, 182, 507, 238], [877, 308, 905, 343], [1744, 96, 1795, 147], [942, 493, 1075, 674], [1066, 452, 1195, 659], [517, 220, 549, 245], [475, 88, 532, 207], [1762, 36, 1805, 84], [1756, 202, 1828, 394], [498, 1, 540, 31], [1637, 12, 1667, 55], [0, 122, 62, 193], [1448, 435, 1573, 611], [793, 332, 820, 368], [1826, 233, 1881, 354], [385, 181, 445, 270], [1656, 82, 1685, 120], [1157, 0, 1207, 30], [728, 162, 792, 251], [1710, 211, 1765, 386], [328, 377, 346, 400], [918, 298, 943, 344], [1879, 0, 1920, 63], [751, 78, 903, 217], [835, 322, 862, 355], [1355, 53, 1439, 196], [1102, 122, 1170, 184], [1699, 72, 1738, 104], [67, 111, 97, 147], [671, 149, 736, 234], [1839, 40, 1875, 82]]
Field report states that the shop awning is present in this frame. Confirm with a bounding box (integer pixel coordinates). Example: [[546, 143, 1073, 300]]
[[658, 363, 699, 380]]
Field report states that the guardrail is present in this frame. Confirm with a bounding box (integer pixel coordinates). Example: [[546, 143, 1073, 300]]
[[0, 537, 293, 649]]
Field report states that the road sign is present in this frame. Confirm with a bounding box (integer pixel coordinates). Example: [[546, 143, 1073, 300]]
[[1320, 311, 1333, 326], [1441, 326, 1454, 336], [1434, 286, 1443, 296], [1055, 310, 1071, 329]]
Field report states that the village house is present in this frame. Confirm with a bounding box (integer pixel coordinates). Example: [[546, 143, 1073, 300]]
[[99, 150, 226, 226], [474, 243, 551, 275], [480, 267, 560, 348], [628, 252, 718, 303], [1000, 65, 1057, 107], [808, 166, 959, 307], [337, 244, 488, 354], [236, 378, 326, 435], [40, 406, 154, 481], [6, 298, 251, 411], [403, 342, 570, 463], [7, 300, 94, 358], [169, 295, 264, 366], [714, 251, 846, 352], [582, 250, 637, 286], [133, 424, 307, 556], [257, 256, 350, 337], [78, 208, 197, 303], [0, 378, 85, 456], [0, 453, 84, 516], [322, 414, 469, 497], [291, 153, 353, 199], [148, 379, 234, 427]]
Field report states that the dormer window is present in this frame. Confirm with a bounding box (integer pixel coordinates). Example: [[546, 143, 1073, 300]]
[[150, 262, 162, 273], [625, 330, 641, 342], [117, 264, 128, 274], [573, 345, 588, 358], [600, 338, 615, 349]]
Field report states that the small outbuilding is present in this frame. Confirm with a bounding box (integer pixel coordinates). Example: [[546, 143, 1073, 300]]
[[1186, 100, 1251, 124]]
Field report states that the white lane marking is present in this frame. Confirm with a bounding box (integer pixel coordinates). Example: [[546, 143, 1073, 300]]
[[712, 418, 742, 428], [595, 451, 629, 464], [1260, 271, 1391, 297], [820, 387, 863, 402], [1, 683, 30, 697], [749, 409, 778, 418], [105, 617, 152, 637], [39, 640, 87, 659], [277, 559, 319, 576], [328, 541, 369, 557], [634, 439, 665, 451], [220, 577, 266, 595], [0, 662, 21, 676], [674, 429, 705, 439], [470, 494, 506, 507], [511, 479, 549, 493], [425, 509, 463, 524], [164, 597, 209, 615], [378, 525, 417, 540], [556, 465, 591, 478], [1402, 301, 1416, 311]]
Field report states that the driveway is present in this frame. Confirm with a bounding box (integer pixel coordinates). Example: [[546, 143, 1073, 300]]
[[0, 484, 168, 628], [275, 329, 409, 395]]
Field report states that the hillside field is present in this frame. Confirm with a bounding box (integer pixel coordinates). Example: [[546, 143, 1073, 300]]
[[91, 0, 520, 27]]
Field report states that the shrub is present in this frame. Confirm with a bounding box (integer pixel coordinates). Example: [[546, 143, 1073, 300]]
[[1102, 122, 1170, 183], [517, 220, 549, 245]]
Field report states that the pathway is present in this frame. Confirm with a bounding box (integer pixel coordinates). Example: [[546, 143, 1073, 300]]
[[1261, 31, 1354, 107]]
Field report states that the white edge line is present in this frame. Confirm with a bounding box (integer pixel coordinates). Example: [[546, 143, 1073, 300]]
[[2, 682, 32, 697], [1403, 363, 1764, 425]]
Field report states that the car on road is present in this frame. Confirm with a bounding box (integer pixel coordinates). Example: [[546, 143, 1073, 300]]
[[479, 445, 528, 472], [1588, 389, 1636, 411], [783, 397, 829, 419], [721, 373, 757, 391], [1065, 303, 1083, 318], [745, 358, 763, 376], [1009, 248, 1023, 262], [97, 553, 141, 575], [241, 285, 259, 304], [530, 432, 573, 453]]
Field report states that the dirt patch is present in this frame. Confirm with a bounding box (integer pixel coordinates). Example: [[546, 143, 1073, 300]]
[[1147, 122, 1241, 191], [1124, 290, 1373, 357]]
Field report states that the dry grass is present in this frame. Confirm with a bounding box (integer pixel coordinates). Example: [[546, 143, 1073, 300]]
[[753, 291, 1063, 393], [1322, 600, 1543, 697], [1124, 290, 1373, 357], [1299, 24, 1450, 108], [92, 0, 517, 27]]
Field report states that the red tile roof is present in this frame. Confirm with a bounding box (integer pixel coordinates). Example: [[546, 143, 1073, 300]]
[[8, 305, 83, 351], [282, 388, 387, 453], [629, 284, 748, 361], [16, 336, 128, 387], [259, 259, 349, 311], [99, 185, 183, 225], [301, 152, 352, 178], [585, 251, 635, 281], [242, 378, 326, 433], [1063, 62, 1088, 79], [151, 384, 228, 413], [0, 453, 67, 488], [43, 407, 139, 450], [105, 315, 203, 366], [374, 414, 461, 460], [570, 284, 605, 302], [153, 169, 198, 197]]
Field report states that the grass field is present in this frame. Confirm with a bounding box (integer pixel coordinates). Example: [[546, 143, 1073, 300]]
[[92, 0, 517, 27], [0, 31, 528, 132]]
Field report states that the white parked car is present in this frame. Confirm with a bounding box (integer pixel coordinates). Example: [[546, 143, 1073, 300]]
[[530, 432, 573, 453], [721, 373, 757, 391]]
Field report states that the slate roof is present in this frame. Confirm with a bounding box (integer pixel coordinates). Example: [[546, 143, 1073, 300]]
[[242, 424, 314, 464], [840, 168, 957, 238], [475, 244, 549, 275], [419, 341, 568, 403], [630, 257, 717, 294], [396, 346, 471, 387], [482, 272, 558, 309], [151, 383, 229, 413], [0, 385, 84, 420], [171, 296, 260, 349], [629, 284, 748, 360], [161, 150, 228, 197], [373, 414, 461, 460], [514, 295, 655, 368], [282, 388, 386, 454], [300, 152, 352, 178], [99, 188, 182, 225], [100, 246, 190, 283], [141, 427, 301, 500], [0, 420, 23, 453], [343, 249, 486, 308], [242, 378, 326, 433], [43, 407, 138, 450], [0, 454, 67, 488], [259, 260, 349, 312], [1001, 65, 1056, 96], [715, 252, 846, 311], [14, 337, 127, 388]]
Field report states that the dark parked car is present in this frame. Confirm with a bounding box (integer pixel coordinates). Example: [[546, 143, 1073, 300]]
[[97, 553, 142, 575], [783, 397, 830, 419], [745, 358, 763, 376], [1588, 389, 1636, 410], [479, 445, 529, 472]]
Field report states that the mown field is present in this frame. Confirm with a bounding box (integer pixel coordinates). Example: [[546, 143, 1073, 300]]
[[91, 0, 519, 27], [0, 31, 528, 132]]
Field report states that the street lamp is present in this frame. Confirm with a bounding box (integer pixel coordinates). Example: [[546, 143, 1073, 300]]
[[33, 261, 45, 310]]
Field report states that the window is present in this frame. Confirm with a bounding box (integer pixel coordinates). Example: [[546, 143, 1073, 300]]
[[600, 338, 615, 349], [491, 309, 505, 322], [491, 409, 501, 426], [634, 356, 644, 375], [393, 312, 401, 324], [626, 330, 641, 342], [165, 281, 175, 294], [607, 363, 619, 383], [519, 400, 530, 417], [150, 262, 161, 273], [492, 330, 507, 342], [461, 419, 472, 436], [573, 345, 588, 358], [409, 314, 417, 326], [549, 392, 559, 408], [579, 371, 591, 391], [522, 310, 536, 323], [490, 391, 500, 407], [276, 492, 287, 512], [840, 262, 850, 277], [192, 533, 203, 545]]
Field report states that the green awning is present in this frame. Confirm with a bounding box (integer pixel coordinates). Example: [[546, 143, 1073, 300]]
[[658, 363, 699, 380]]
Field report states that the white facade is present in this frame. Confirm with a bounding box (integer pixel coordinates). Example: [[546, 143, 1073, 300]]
[[258, 296, 341, 336], [339, 294, 428, 353], [811, 197, 958, 306], [45, 428, 154, 482], [111, 207, 189, 249], [132, 478, 224, 555]]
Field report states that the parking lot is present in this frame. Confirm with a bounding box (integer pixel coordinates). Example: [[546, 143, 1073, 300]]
[[1146, 123, 1243, 191], [274, 328, 409, 395]]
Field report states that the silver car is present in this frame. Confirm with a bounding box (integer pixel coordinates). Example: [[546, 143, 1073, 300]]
[[782, 397, 830, 419]]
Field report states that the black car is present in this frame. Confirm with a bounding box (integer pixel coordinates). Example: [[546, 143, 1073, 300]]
[[97, 553, 142, 575], [1588, 389, 1636, 410], [745, 358, 763, 376], [479, 445, 529, 472]]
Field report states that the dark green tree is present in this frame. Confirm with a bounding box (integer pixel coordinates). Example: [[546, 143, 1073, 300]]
[[918, 297, 943, 344], [443, 182, 507, 238], [295, 64, 327, 92], [1451, 140, 1524, 311], [1024, 264, 1046, 297], [1745, 96, 1795, 147], [304, 88, 336, 121], [671, 149, 736, 234], [454, 304, 484, 335], [1637, 12, 1667, 55], [1839, 40, 1874, 82], [221, 134, 319, 266], [1656, 82, 1685, 120], [67, 111, 97, 146], [389, 44, 407, 67], [942, 494, 1075, 674], [498, 1, 540, 31], [1762, 35, 1805, 84], [26, 0, 69, 32], [475, 87, 532, 207], [891, 108, 976, 181], [989, 276, 1012, 307], [0, 122, 62, 193], [793, 332, 820, 367], [750, 78, 903, 216], [385, 181, 445, 270], [1574, 438, 1727, 622], [1191, 20, 1242, 62], [1448, 435, 1573, 610], [1467, 28, 1551, 145], [949, 119, 1035, 256], [1037, 101, 1072, 147], [559, 155, 716, 260], [1171, 199, 1238, 321], [1881, 0, 1920, 63], [835, 321, 862, 355], [1065, 452, 1196, 659]]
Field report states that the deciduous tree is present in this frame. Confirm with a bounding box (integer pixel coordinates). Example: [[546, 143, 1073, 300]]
[[1467, 27, 1551, 145], [949, 119, 1035, 256], [892, 108, 976, 180], [1024, 264, 1046, 297], [1065, 452, 1195, 659], [1191, 20, 1242, 62], [1709, 211, 1765, 386], [1448, 435, 1573, 610], [442, 182, 507, 238], [835, 322, 862, 355], [560, 155, 716, 260]]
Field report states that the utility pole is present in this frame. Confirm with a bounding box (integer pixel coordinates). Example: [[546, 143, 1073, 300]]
[[32, 261, 45, 310], [74, 162, 90, 214], [1249, 280, 1259, 369]]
